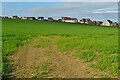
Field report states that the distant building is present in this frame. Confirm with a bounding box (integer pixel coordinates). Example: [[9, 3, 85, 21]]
[[96, 21, 103, 26], [79, 18, 86, 24], [58, 19, 62, 22], [5, 16, 9, 18], [48, 17, 53, 21], [79, 18, 93, 24], [53, 19, 59, 22], [101, 20, 113, 26], [38, 17, 44, 20], [21, 17, 28, 20], [111, 22, 118, 27], [61, 17, 78, 23], [85, 19, 93, 24], [28, 17, 36, 20], [43, 18, 48, 21], [12, 16, 19, 19], [92, 21, 97, 25], [118, 23, 120, 27]]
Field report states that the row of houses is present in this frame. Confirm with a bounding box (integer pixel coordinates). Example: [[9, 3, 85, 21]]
[[13, 16, 55, 21], [1, 16, 119, 27], [61, 17, 119, 27]]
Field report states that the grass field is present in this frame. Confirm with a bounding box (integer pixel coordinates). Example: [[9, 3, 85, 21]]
[[2, 18, 119, 78]]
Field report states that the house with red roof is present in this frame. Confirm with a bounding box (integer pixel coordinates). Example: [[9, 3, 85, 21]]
[[61, 17, 78, 23]]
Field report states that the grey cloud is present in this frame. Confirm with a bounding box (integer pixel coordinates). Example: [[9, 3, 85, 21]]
[[28, 2, 118, 21]]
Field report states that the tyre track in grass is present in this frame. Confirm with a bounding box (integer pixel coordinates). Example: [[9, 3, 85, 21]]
[[9, 36, 109, 78], [45, 37, 109, 78]]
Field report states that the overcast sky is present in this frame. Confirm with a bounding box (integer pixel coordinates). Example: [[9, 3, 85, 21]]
[[2, 2, 118, 22]]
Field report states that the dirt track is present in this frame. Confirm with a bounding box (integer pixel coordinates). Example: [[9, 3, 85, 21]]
[[9, 36, 108, 78]]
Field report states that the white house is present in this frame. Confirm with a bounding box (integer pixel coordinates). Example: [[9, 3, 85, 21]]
[[79, 18, 86, 23], [61, 17, 78, 23], [101, 20, 113, 26], [12, 16, 19, 19], [21, 17, 28, 20]]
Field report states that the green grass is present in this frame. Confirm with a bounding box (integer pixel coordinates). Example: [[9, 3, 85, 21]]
[[0, 18, 2, 75], [2, 34, 32, 77], [2, 34, 31, 56], [2, 18, 119, 78], [55, 35, 118, 77], [3, 18, 117, 35], [33, 37, 49, 48], [78, 50, 95, 62]]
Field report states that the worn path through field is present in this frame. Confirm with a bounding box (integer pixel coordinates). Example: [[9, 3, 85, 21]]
[[9, 36, 108, 78]]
